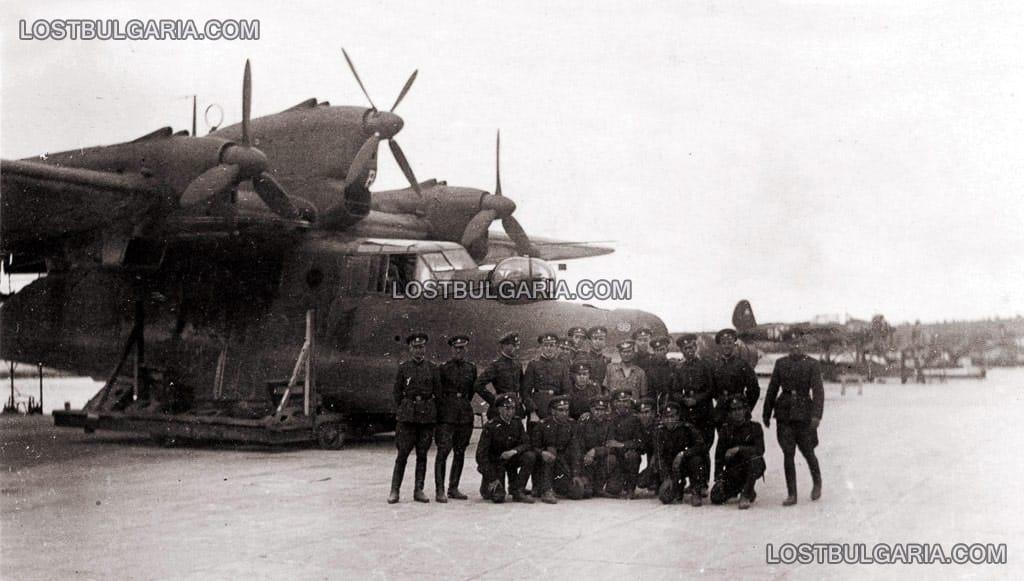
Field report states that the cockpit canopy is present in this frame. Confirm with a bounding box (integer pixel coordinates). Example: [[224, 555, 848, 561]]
[[487, 256, 557, 303]]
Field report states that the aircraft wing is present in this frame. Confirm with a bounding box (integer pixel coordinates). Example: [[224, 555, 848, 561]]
[[2, 159, 308, 270], [1, 159, 156, 254], [481, 232, 613, 265]]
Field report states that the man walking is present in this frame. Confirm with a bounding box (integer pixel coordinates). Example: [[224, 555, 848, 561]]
[[763, 332, 824, 506]]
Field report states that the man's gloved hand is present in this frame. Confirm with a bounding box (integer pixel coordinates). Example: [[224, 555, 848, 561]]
[[584, 449, 596, 466], [540, 450, 557, 463], [810, 417, 820, 429], [500, 449, 518, 461]]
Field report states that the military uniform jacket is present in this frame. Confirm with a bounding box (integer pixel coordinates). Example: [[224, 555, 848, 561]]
[[718, 420, 765, 460], [671, 357, 716, 425], [635, 350, 654, 372], [607, 413, 644, 451], [713, 355, 760, 411], [438, 359, 478, 425], [393, 359, 441, 424], [639, 419, 657, 456], [645, 358, 674, 401], [654, 420, 706, 467], [532, 416, 576, 457], [605, 363, 648, 399], [571, 416, 612, 473], [568, 379, 600, 419], [476, 417, 531, 468], [576, 350, 611, 387], [523, 356, 571, 417], [474, 355, 525, 415], [764, 354, 824, 423]]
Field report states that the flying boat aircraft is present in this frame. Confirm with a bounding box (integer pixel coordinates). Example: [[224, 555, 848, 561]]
[[0, 55, 662, 447]]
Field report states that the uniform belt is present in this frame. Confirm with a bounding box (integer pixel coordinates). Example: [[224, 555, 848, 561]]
[[535, 389, 557, 395], [410, 395, 434, 401], [445, 393, 467, 399]]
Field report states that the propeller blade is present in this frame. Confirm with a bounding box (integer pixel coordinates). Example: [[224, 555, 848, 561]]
[[388, 139, 423, 198], [466, 238, 489, 263], [495, 130, 502, 196], [242, 60, 252, 147], [390, 69, 418, 112], [342, 48, 377, 111], [462, 209, 497, 248], [180, 164, 241, 206], [502, 215, 538, 256], [343, 133, 381, 190], [253, 173, 301, 220]]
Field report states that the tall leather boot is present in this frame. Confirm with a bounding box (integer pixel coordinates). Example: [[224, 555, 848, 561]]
[[782, 454, 798, 506], [413, 454, 429, 503], [807, 453, 822, 501], [448, 451, 468, 499], [388, 461, 406, 504], [434, 452, 448, 503]]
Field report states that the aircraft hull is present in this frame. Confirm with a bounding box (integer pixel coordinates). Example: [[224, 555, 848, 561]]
[[1, 267, 666, 423]]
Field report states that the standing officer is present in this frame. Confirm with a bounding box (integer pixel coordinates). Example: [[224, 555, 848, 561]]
[[763, 332, 824, 506], [672, 333, 716, 497], [568, 363, 601, 420], [605, 389, 644, 499], [557, 337, 575, 362], [711, 328, 760, 479], [567, 326, 588, 362], [476, 393, 536, 503], [532, 395, 579, 503], [474, 333, 526, 420], [632, 326, 654, 369], [523, 333, 572, 431], [435, 335, 476, 502], [388, 333, 440, 504], [579, 326, 611, 389], [654, 400, 707, 506], [645, 337, 674, 408], [605, 341, 648, 399], [711, 397, 766, 510]]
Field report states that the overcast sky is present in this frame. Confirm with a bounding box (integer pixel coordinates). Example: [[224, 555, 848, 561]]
[[3, 0, 1022, 331]]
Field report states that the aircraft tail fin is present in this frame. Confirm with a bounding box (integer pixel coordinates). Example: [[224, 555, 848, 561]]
[[732, 299, 757, 332]]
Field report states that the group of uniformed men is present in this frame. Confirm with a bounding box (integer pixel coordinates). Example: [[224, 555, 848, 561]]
[[388, 325, 824, 510]]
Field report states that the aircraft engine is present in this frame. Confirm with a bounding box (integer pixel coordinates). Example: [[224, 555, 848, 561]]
[[487, 256, 557, 302]]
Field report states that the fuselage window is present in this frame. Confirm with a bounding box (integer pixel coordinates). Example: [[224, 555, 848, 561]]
[[382, 254, 417, 295]]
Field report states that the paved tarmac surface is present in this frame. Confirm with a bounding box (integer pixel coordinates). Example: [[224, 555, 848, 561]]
[[2, 370, 1023, 580]]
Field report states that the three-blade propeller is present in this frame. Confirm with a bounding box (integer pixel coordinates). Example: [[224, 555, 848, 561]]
[[180, 60, 301, 220], [340, 49, 423, 199], [459, 131, 539, 257]]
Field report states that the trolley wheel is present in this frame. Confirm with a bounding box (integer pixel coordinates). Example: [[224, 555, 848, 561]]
[[316, 422, 346, 450]]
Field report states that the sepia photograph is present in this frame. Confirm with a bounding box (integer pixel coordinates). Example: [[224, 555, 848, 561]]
[[2, 1, 1022, 579]]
